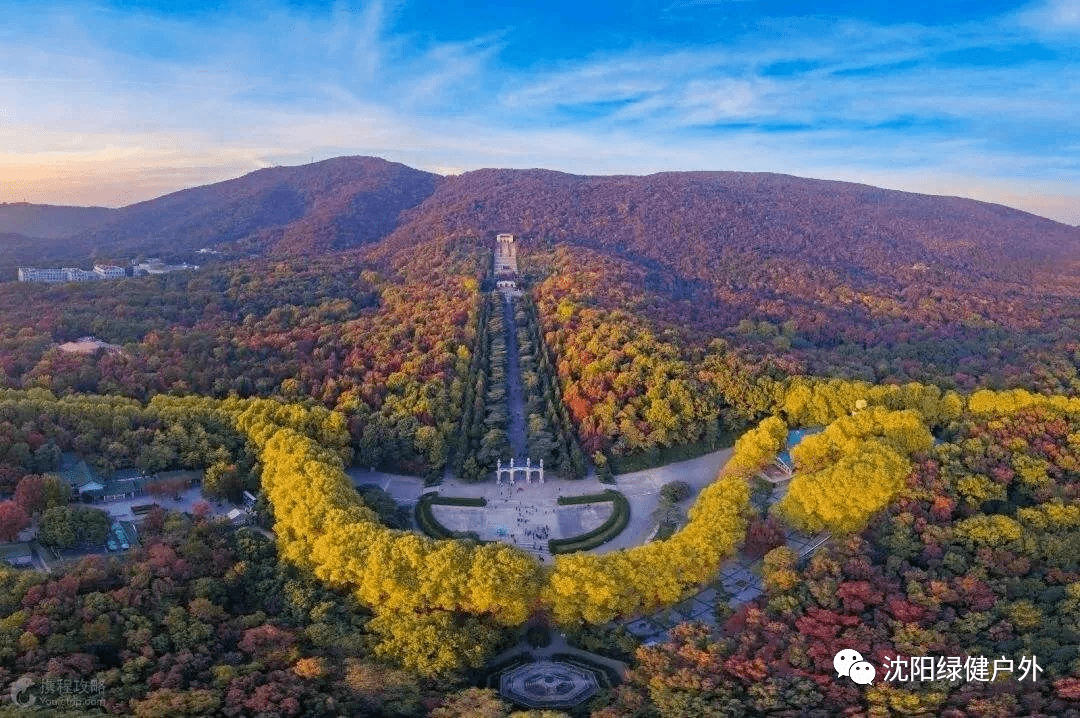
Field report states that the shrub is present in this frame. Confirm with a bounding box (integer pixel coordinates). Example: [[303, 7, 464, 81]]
[[549, 491, 630, 554], [653, 522, 679, 541], [427, 495, 487, 507], [742, 514, 787, 559], [660, 481, 692, 503], [414, 493, 487, 540], [558, 490, 622, 505]]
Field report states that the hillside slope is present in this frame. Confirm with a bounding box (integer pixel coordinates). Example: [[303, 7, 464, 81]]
[[13, 160, 1077, 289], [59, 156, 441, 260], [381, 168, 1080, 289], [373, 167, 1080, 398], [0, 231, 95, 279], [0, 205, 120, 277], [3, 159, 1080, 468], [0, 202, 116, 239], [9, 159, 1080, 389], [374, 168, 1080, 342]]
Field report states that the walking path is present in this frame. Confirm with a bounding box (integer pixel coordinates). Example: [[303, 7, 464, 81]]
[[501, 294, 528, 462], [620, 526, 831, 645], [488, 630, 628, 677]]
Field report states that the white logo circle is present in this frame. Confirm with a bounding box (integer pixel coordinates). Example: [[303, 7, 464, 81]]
[[833, 648, 863, 678], [849, 661, 876, 685], [10, 675, 36, 707]]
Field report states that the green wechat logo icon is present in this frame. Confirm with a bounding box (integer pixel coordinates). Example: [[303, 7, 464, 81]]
[[834, 648, 876, 686]]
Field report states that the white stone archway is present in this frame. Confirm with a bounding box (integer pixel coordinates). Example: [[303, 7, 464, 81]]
[[496, 457, 544, 485]]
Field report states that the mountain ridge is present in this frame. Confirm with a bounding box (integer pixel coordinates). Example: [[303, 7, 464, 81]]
[[0, 202, 117, 239], [377, 166, 1080, 286], [3, 157, 1078, 286], [73, 155, 442, 257]]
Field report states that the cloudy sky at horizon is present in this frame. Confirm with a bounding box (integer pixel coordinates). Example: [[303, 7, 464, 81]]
[[1, 0, 1078, 224]]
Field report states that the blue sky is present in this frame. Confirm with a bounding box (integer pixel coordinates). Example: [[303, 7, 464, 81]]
[[1, 0, 1078, 223]]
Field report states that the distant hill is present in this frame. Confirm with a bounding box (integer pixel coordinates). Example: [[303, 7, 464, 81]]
[[0, 205, 120, 278], [0, 202, 116, 239], [0, 231, 92, 280], [4, 157, 1080, 456], [0, 231, 42, 251], [5, 157, 441, 270], [71, 156, 442, 258], [83, 154, 442, 258]]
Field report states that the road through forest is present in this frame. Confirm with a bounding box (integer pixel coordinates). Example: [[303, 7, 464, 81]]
[[502, 294, 528, 463]]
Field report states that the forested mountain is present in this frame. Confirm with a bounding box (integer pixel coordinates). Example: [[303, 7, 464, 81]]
[[379, 168, 1080, 387], [2, 157, 441, 274], [378, 167, 1080, 459], [383, 167, 1080, 279], [0, 205, 119, 278], [0, 202, 115, 239], [74, 156, 441, 258], [4, 158, 1080, 471], [0, 233, 70, 281], [13, 158, 1079, 301]]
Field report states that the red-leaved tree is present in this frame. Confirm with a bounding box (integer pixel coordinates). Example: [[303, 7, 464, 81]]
[[0, 500, 30, 541]]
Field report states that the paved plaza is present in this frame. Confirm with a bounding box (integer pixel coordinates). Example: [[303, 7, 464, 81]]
[[431, 483, 613, 557], [348, 444, 736, 558], [348, 412, 844, 663]]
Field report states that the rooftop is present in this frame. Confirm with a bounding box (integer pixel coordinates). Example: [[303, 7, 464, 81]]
[[57, 337, 122, 355], [0, 542, 33, 565]]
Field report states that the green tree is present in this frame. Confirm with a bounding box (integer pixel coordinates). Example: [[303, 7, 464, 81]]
[[41, 474, 71, 510], [203, 461, 243, 501], [38, 506, 77, 548], [38, 506, 110, 548]]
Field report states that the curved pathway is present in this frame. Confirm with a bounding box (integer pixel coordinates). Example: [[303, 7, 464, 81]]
[[593, 447, 734, 553]]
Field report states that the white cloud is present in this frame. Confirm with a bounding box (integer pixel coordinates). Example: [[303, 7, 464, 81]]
[[1019, 0, 1080, 31]]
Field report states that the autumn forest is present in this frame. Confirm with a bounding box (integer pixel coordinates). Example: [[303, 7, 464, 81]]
[[0, 157, 1079, 716]]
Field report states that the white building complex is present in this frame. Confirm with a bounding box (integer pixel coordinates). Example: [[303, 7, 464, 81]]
[[17, 259, 197, 283], [17, 264, 125, 283], [94, 264, 127, 279], [17, 267, 69, 282], [494, 233, 520, 292]]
